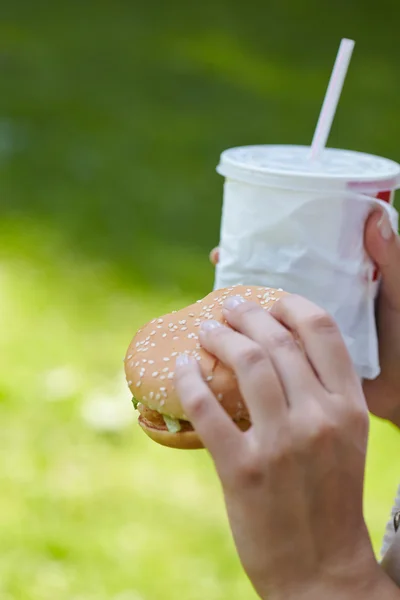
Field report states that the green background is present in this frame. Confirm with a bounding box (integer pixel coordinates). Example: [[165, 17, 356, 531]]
[[0, 1, 399, 598]]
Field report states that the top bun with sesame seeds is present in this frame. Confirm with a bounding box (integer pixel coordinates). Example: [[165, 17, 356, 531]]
[[124, 285, 288, 449]]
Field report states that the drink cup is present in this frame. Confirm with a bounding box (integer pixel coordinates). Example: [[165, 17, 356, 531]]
[[215, 145, 400, 379]]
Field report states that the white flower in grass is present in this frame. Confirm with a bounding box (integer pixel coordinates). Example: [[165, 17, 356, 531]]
[[43, 366, 81, 401], [81, 372, 134, 433]]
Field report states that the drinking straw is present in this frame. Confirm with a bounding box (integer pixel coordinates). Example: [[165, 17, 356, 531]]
[[310, 38, 355, 160]]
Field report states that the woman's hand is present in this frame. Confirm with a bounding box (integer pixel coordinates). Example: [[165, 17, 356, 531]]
[[175, 294, 398, 600], [363, 210, 400, 428], [210, 208, 400, 429]]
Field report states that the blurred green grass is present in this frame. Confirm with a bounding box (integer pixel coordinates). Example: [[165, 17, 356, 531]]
[[0, 1, 399, 598]]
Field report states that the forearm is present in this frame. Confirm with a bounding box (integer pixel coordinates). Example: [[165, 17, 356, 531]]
[[391, 405, 400, 429]]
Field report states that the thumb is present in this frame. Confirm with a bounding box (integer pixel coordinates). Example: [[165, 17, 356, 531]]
[[209, 247, 220, 266], [364, 209, 400, 304]]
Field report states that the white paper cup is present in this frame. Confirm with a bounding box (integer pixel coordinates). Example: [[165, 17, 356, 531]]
[[215, 145, 400, 379]]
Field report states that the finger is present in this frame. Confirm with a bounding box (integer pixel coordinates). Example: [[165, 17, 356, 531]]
[[209, 247, 220, 266], [222, 297, 321, 407], [269, 294, 357, 394], [365, 209, 400, 311], [174, 355, 244, 463], [198, 320, 287, 428]]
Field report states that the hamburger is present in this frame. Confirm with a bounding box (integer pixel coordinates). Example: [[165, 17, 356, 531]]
[[124, 285, 287, 449]]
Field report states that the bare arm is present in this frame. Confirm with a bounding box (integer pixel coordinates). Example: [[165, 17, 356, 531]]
[[382, 514, 400, 587]]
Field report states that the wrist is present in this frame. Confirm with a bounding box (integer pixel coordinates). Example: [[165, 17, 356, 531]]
[[265, 560, 399, 600]]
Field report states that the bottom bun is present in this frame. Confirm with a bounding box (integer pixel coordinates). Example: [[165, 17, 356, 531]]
[[138, 416, 251, 450], [139, 418, 204, 449]]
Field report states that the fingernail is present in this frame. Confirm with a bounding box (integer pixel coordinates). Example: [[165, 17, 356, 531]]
[[378, 212, 393, 241], [176, 353, 191, 367], [224, 295, 246, 310], [201, 319, 222, 332]]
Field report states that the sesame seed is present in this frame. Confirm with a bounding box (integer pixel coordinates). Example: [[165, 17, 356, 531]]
[[163, 357, 170, 362], [157, 318, 163, 324], [217, 393, 223, 400], [142, 395, 147, 402], [156, 393, 161, 401], [135, 361, 140, 367], [136, 381, 142, 387], [171, 352, 178, 357], [149, 392, 154, 399], [148, 360, 154, 364], [150, 330, 156, 336], [173, 336, 179, 340], [179, 319, 186, 325], [160, 387, 166, 392], [188, 312, 195, 317], [206, 375, 213, 382], [169, 323, 174, 327], [152, 372, 159, 377], [156, 325, 162, 329], [142, 359, 147, 363], [160, 375, 166, 380], [196, 343, 201, 349], [162, 367, 169, 373], [162, 333, 167, 338], [160, 399, 165, 406], [151, 343, 156, 347], [168, 372, 174, 379], [209, 304, 215, 308], [146, 336, 151, 341], [127, 354, 132, 359], [127, 380, 132, 385], [181, 326, 188, 331]]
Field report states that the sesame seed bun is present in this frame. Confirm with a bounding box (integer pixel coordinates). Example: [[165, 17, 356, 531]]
[[124, 285, 288, 449]]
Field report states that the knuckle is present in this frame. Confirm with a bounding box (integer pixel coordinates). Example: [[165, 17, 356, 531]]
[[233, 301, 262, 322], [346, 405, 369, 432], [238, 344, 266, 370], [235, 452, 265, 486], [294, 407, 337, 449], [185, 391, 210, 419], [308, 417, 337, 446], [303, 310, 338, 335], [269, 329, 296, 349], [265, 437, 293, 469]]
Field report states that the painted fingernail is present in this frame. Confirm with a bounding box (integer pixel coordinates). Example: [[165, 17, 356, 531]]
[[201, 319, 222, 332], [378, 212, 393, 241], [176, 353, 191, 367], [224, 295, 246, 310]]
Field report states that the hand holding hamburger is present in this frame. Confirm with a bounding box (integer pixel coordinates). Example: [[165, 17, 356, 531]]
[[124, 285, 287, 449]]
